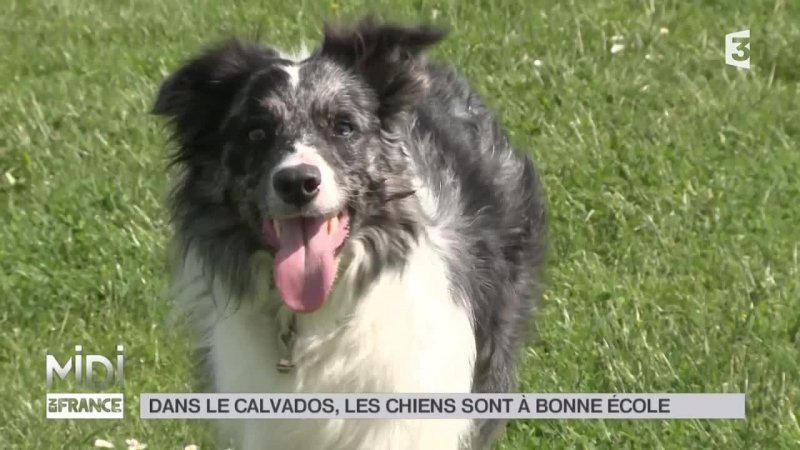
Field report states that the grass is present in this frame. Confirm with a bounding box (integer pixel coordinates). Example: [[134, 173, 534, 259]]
[[1, 0, 799, 448]]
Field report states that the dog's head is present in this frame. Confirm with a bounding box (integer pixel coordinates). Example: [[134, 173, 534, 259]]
[[154, 18, 445, 313]]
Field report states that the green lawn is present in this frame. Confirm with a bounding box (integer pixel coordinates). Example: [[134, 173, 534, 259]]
[[2, 0, 799, 448]]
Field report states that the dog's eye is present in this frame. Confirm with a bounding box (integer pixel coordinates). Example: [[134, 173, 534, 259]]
[[248, 128, 267, 142], [332, 119, 355, 137]]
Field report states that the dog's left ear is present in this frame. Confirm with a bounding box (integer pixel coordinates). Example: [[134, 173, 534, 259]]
[[321, 17, 447, 121], [152, 40, 277, 164]]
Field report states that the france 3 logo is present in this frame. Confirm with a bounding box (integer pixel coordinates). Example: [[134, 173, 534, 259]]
[[725, 29, 750, 69], [45, 345, 125, 419]]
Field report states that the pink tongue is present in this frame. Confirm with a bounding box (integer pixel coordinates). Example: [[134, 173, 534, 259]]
[[272, 217, 336, 313]]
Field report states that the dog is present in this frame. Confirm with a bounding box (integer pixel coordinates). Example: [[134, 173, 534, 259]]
[[153, 17, 546, 450]]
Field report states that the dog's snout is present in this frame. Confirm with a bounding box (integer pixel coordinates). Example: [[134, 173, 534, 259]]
[[273, 164, 322, 206]]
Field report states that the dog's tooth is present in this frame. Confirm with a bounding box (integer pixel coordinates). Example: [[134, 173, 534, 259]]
[[329, 216, 338, 235], [273, 220, 281, 238]]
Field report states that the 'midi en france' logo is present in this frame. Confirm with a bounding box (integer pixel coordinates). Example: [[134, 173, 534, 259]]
[[45, 345, 125, 419]]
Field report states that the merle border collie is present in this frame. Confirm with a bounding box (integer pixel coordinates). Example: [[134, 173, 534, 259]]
[[153, 17, 546, 450]]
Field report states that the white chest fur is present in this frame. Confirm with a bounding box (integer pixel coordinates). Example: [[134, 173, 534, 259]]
[[177, 236, 477, 450]]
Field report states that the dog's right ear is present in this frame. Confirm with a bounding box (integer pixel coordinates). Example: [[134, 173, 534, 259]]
[[320, 17, 447, 122], [153, 40, 277, 161]]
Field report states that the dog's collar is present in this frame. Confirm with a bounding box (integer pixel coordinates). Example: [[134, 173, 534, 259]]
[[276, 313, 297, 373]]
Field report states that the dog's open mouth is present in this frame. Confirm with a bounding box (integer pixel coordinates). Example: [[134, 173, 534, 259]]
[[262, 210, 350, 313]]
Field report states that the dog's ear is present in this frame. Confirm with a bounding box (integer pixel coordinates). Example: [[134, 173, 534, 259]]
[[153, 40, 277, 163], [321, 17, 446, 122]]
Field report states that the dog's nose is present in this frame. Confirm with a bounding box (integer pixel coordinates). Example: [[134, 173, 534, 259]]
[[273, 164, 322, 206]]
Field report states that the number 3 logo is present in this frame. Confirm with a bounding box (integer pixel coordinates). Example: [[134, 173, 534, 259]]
[[725, 29, 751, 69]]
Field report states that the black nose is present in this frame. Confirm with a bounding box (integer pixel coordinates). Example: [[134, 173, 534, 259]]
[[273, 164, 322, 206]]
